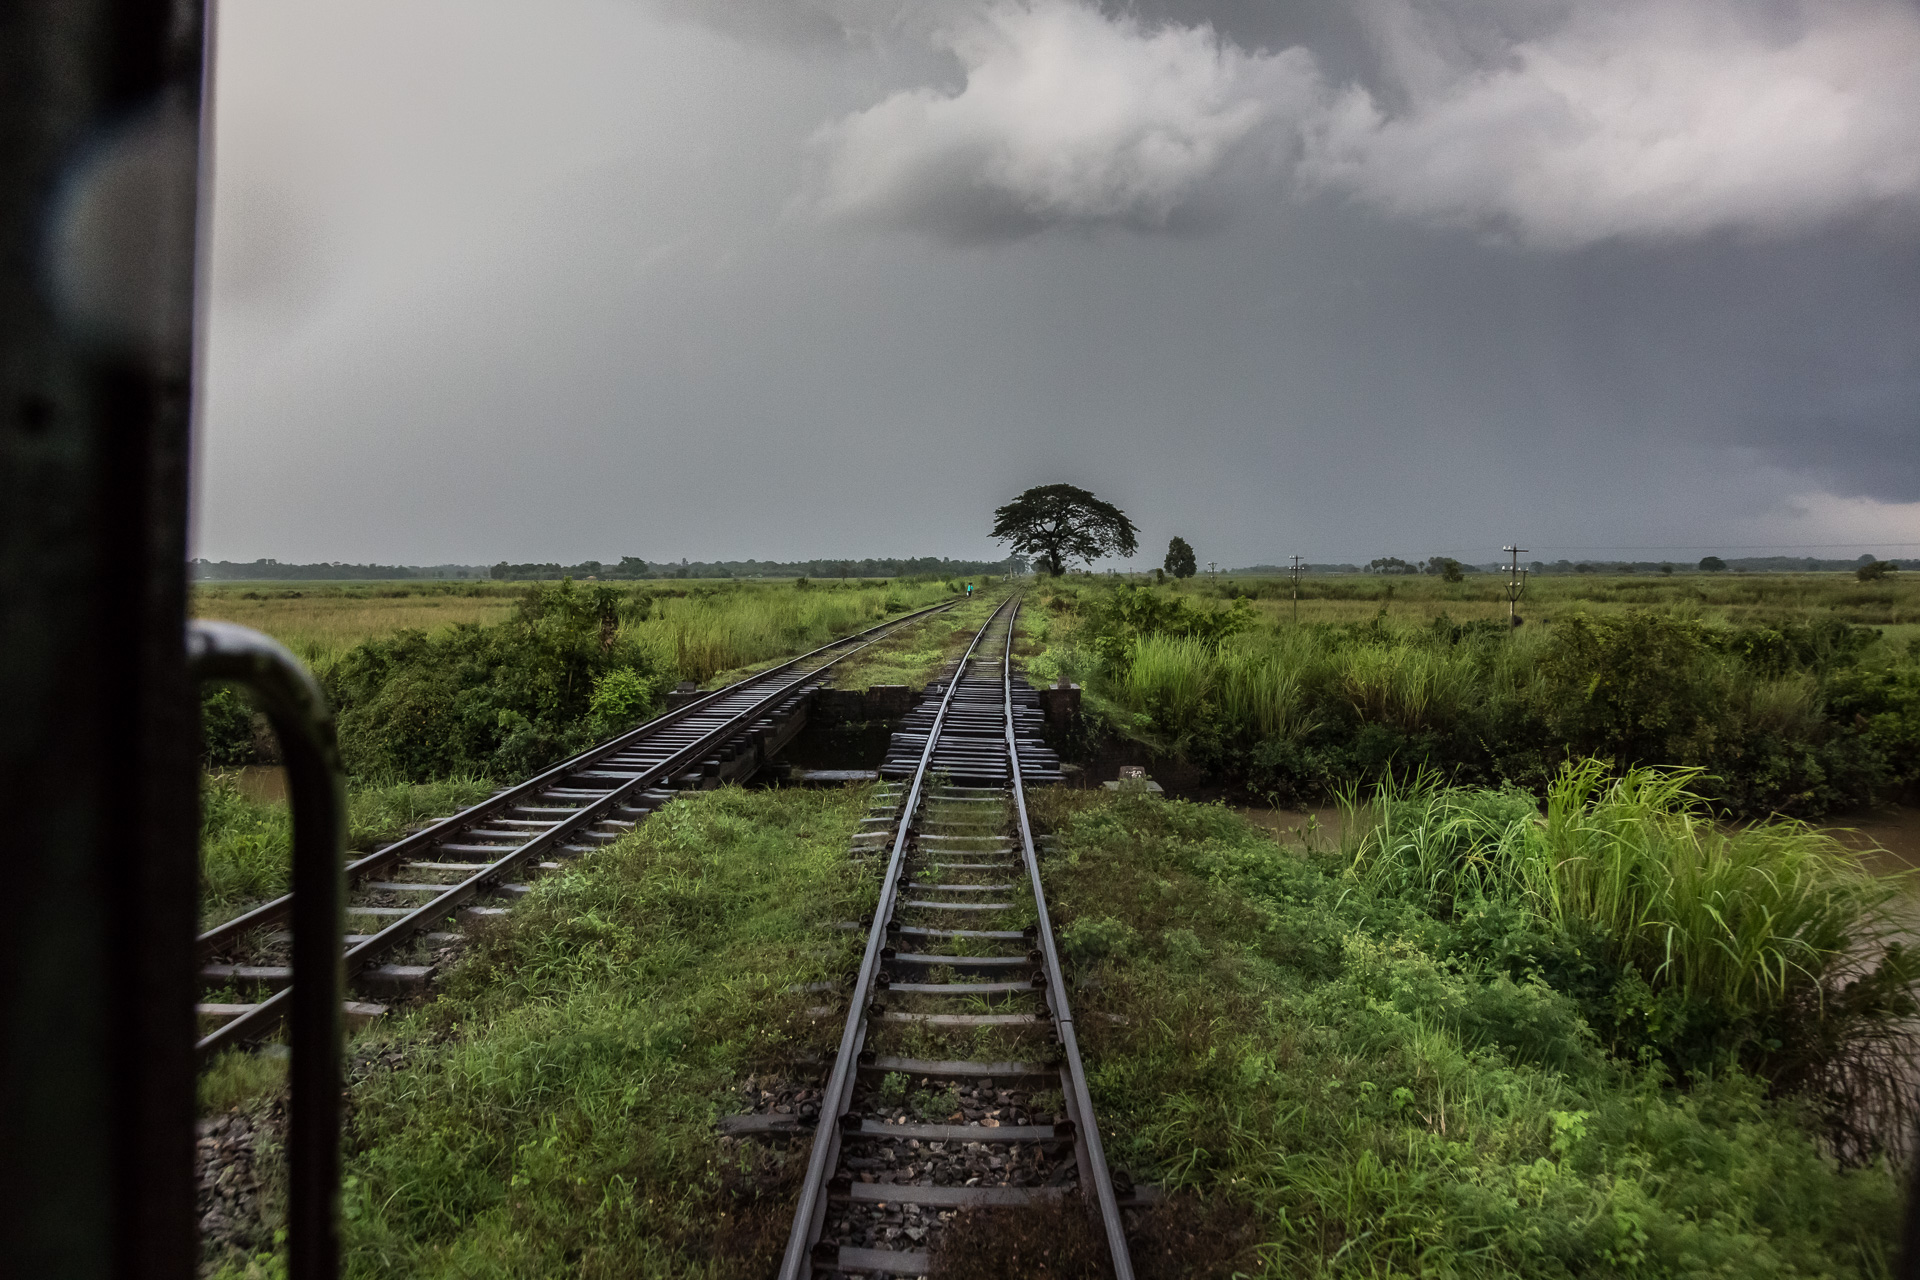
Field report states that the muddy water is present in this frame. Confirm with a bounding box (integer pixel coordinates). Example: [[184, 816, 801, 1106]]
[[1822, 806, 1920, 878], [210, 765, 288, 805], [1235, 806, 1348, 853]]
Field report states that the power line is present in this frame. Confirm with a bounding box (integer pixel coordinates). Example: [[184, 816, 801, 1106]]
[[1526, 543, 1920, 552]]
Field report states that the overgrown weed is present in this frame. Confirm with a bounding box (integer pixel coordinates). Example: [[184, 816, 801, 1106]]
[[1034, 785, 1909, 1276]]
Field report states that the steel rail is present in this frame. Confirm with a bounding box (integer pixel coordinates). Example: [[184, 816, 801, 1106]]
[[196, 599, 957, 1058], [196, 598, 955, 958], [777, 596, 1018, 1280], [1003, 600, 1134, 1277]]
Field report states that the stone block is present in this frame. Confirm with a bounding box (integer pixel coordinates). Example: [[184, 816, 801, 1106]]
[[1041, 682, 1081, 722], [863, 684, 914, 718]]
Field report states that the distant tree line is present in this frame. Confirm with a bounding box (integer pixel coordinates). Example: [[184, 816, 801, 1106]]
[[192, 555, 1027, 582], [192, 559, 487, 581], [490, 555, 1026, 581], [1528, 555, 1901, 576]]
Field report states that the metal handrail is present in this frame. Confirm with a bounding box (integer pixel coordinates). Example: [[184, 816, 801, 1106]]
[[189, 620, 344, 1280]]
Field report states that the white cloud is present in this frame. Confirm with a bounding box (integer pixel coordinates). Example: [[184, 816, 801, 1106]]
[[808, 1, 1320, 240], [1306, 0, 1920, 246], [811, 0, 1920, 247], [1744, 488, 1920, 552]]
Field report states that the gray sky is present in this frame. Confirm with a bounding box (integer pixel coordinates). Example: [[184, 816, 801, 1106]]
[[195, 0, 1920, 569]]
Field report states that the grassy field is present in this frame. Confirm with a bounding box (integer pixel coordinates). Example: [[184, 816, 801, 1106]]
[[820, 590, 1004, 690], [200, 775, 1910, 1278], [201, 784, 874, 1277], [196, 578, 973, 939], [1043, 781, 1909, 1277], [1179, 570, 1920, 629], [1025, 573, 1920, 818], [192, 578, 963, 678], [194, 582, 526, 670]]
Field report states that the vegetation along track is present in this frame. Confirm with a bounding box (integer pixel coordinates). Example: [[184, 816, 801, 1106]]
[[195, 600, 957, 1058], [771, 596, 1141, 1279]]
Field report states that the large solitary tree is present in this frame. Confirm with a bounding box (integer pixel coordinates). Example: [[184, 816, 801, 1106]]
[[991, 484, 1139, 577], [1164, 536, 1197, 579]]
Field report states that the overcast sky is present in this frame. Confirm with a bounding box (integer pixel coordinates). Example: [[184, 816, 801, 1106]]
[[194, 0, 1920, 569]]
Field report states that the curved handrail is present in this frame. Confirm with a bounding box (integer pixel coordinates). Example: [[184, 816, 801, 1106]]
[[189, 620, 344, 1280]]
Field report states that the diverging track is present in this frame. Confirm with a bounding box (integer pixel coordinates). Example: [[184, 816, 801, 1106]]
[[196, 601, 955, 1058], [778, 597, 1138, 1279]]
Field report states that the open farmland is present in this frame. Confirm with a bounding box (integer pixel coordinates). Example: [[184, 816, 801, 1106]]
[[193, 581, 526, 669], [1144, 570, 1920, 631], [1023, 573, 1920, 819]]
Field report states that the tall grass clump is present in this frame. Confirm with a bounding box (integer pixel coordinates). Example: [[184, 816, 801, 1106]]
[[1120, 635, 1215, 734], [633, 580, 945, 683], [1348, 762, 1920, 1148], [1216, 646, 1315, 741], [1332, 639, 1477, 732], [1052, 578, 1920, 817], [1037, 787, 1905, 1275]]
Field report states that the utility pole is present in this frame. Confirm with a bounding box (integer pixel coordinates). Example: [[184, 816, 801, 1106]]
[[1289, 555, 1304, 623], [1503, 545, 1530, 629], [1208, 561, 1217, 582]]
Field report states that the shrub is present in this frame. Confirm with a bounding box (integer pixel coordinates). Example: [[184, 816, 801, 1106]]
[[327, 581, 669, 782], [1536, 612, 1717, 763], [1346, 762, 1920, 1141], [200, 686, 258, 767]]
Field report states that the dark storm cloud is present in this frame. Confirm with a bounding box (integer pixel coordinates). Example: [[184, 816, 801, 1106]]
[[194, 0, 1920, 567]]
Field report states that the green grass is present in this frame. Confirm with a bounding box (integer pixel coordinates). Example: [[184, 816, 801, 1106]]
[[1025, 579, 1920, 818], [195, 577, 958, 682], [645, 579, 956, 686], [1036, 785, 1909, 1278], [204, 785, 871, 1278], [820, 591, 1003, 690], [194, 581, 528, 670], [1346, 765, 1920, 1111], [1186, 570, 1920, 629], [206, 773, 1912, 1278], [200, 773, 496, 929]]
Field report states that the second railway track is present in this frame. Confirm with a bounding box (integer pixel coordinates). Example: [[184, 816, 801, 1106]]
[[195, 599, 957, 1057], [774, 596, 1139, 1279]]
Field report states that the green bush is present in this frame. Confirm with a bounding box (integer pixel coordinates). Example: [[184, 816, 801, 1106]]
[[327, 581, 670, 782], [1037, 787, 1906, 1275], [200, 686, 258, 767], [1345, 763, 1920, 1142], [1071, 587, 1916, 817]]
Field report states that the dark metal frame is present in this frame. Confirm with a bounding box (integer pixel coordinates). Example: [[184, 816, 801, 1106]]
[[188, 620, 346, 1280], [4, 2, 207, 1276]]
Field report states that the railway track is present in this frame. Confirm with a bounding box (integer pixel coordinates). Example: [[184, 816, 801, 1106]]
[[195, 600, 956, 1058], [774, 596, 1138, 1279]]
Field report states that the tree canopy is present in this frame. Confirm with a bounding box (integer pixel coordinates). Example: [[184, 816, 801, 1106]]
[[991, 484, 1139, 577], [1857, 558, 1899, 582], [1164, 536, 1197, 579]]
